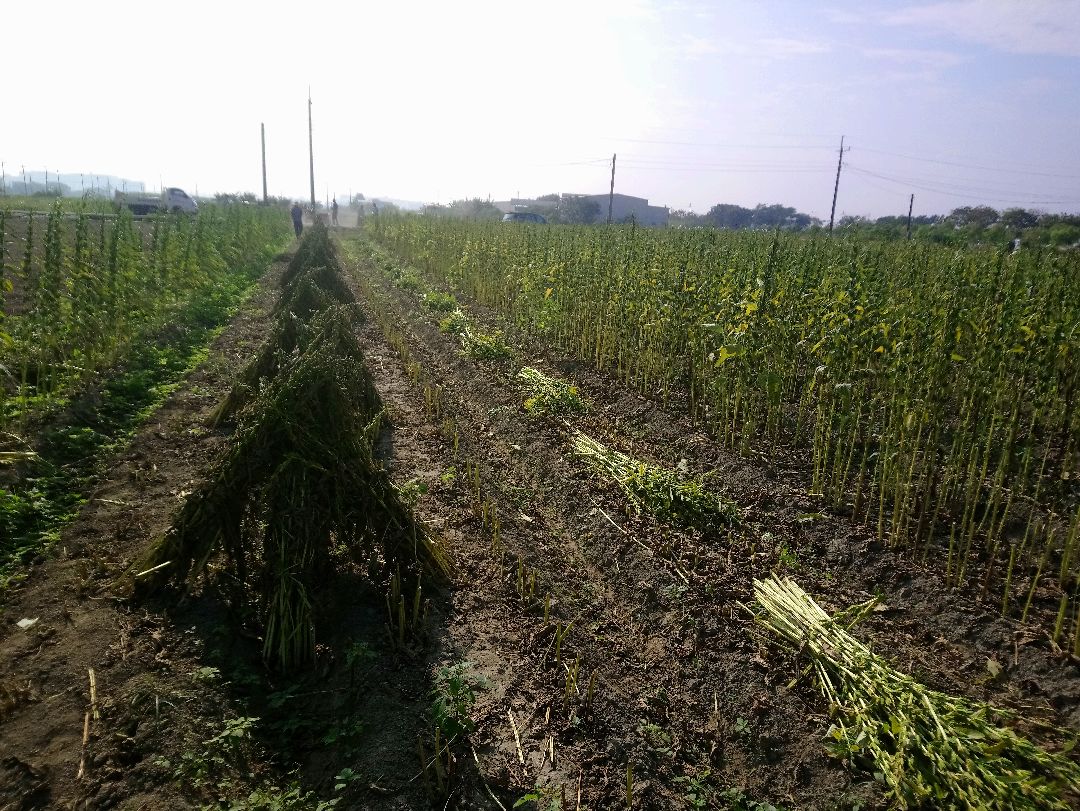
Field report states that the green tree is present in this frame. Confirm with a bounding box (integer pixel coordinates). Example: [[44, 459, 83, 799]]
[[446, 198, 502, 221], [947, 205, 998, 229], [999, 207, 1040, 232], [554, 195, 600, 225], [705, 203, 753, 229], [1048, 223, 1080, 246]]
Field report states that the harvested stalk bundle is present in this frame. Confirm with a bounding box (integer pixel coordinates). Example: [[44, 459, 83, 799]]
[[572, 430, 737, 527], [752, 576, 1080, 811], [274, 264, 356, 319], [207, 305, 365, 428], [517, 366, 586, 416], [280, 220, 342, 289], [134, 342, 450, 671]]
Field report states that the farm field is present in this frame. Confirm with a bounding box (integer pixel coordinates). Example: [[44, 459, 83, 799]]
[[0, 217, 1078, 810]]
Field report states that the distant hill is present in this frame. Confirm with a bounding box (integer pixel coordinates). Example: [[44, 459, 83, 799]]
[[0, 171, 144, 197]]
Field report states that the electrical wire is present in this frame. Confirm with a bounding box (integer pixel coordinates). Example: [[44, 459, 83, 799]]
[[846, 165, 1080, 206], [854, 145, 1080, 181], [848, 165, 1076, 202], [602, 136, 836, 150]]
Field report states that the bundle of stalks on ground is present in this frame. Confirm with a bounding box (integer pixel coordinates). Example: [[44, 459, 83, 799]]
[[280, 219, 342, 289], [752, 576, 1080, 811], [517, 366, 586, 416], [132, 225, 449, 671], [208, 305, 365, 428], [571, 430, 737, 527], [274, 264, 356, 320]]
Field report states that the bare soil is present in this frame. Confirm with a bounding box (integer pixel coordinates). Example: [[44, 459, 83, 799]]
[[0, 227, 1077, 811]]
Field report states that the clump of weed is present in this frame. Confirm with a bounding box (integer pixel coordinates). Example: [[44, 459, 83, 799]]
[[431, 661, 487, 738], [394, 267, 424, 291], [463, 329, 513, 362], [423, 290, 458, 312], [439, 309, 470, 336]]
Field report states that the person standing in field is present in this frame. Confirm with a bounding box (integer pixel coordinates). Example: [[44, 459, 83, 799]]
[[331, 198, 339, 226], [290, 202, 304, 238]]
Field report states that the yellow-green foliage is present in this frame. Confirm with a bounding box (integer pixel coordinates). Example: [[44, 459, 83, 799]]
[[754, 577, 1080, 811], [367, 215, 1080, 646], [517, 366, 586, 416], [572, 431, 737, 527]]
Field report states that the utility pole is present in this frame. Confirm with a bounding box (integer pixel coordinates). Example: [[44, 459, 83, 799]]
[[307, 89, 316, 209], [261, 122, 268, 203], [607, 153, 616, 224], [827, 135, 846, 234], [906, 193, 914, 240]]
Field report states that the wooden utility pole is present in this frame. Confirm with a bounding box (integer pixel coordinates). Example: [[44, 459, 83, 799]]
[[307, 89, 316, 209], [607, 153, 616, 224], [261, 123, 268, 203], [906, 193, 914, 240], [827, 135, 845, 234]]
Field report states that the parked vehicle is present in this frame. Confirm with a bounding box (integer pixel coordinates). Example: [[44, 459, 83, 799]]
[[115, 187, 198, 215]]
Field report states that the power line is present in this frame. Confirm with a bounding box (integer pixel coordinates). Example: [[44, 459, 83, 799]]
[[618, 164, 830, 174], [847, 165, 1080, 206], [602, 136, 835, 150], [855, 145, 1080, 180], [848, 164, 1053, 196], [616, 154, 831, 170]]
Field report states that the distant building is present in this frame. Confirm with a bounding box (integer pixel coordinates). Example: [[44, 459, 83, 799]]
[[493, 193, 669, 226], [581, 193, 669, 226]]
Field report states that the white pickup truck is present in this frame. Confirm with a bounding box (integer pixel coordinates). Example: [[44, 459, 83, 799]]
[[115, 187, 198, 215]]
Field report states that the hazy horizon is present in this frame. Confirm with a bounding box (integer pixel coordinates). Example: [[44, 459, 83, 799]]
[[6, 0, 1079, 219]]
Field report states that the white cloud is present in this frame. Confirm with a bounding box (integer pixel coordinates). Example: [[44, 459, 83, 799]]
[[674, 34, 830, 61], [861, 46, 965, 69], [682, 35, 721, 58], [1011, 76, 1061, 95], [758, 37, 832, 57], [884, 0, 1080, 57], [822, 7, 867, 24]]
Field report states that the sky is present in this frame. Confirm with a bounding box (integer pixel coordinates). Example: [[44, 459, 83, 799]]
[[5, 0, 1080, 219]]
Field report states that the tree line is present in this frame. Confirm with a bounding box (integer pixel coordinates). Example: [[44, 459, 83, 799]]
[[385, 193, 1080, 249]]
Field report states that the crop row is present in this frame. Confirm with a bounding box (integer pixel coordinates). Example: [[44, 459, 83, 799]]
[[0, 203, 290, 427], [347, 233, 1080, 810], [367, 216, 1080, 649]]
